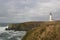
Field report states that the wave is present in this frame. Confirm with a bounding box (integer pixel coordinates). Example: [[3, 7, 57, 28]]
[[0, 26, 26, 40]]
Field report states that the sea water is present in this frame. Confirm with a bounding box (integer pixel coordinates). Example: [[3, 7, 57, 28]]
[[0, 26, 26, 40]]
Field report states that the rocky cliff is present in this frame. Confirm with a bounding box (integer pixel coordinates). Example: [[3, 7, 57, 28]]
[[22, 21, 60, 40], [6, 21, 44, 31]]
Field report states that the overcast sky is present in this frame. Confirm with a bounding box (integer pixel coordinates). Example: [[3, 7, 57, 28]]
[[0, 0, 60, 23]]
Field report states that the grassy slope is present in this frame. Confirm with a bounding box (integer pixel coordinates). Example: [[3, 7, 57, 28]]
[[22, 21, 60, 40]]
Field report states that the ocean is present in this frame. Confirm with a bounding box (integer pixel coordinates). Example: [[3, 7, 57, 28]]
[[0, 26, 26, 40]]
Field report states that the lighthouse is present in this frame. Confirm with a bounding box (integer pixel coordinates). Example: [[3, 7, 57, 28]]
[[49, 13, 53, 21]]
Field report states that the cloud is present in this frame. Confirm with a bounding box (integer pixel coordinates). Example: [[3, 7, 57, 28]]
[[0, 0, 60, 23]]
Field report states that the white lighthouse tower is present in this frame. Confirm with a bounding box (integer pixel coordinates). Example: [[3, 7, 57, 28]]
[[49, 13, 53, 21]]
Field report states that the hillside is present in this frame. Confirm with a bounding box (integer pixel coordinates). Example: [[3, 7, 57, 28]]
[[6, 21, 44, 31], [22, 21, 60, 40], [6, 21, 60, 31]]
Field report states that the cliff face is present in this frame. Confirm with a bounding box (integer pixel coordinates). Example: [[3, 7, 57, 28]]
[[6, 21, 44, 31], [6, 21, 60, 31], [22, 21, 60, 40]]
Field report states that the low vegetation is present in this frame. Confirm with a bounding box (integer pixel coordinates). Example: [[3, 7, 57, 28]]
[[22, 21, 60, 40]]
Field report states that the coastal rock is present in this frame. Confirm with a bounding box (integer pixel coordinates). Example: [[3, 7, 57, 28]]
[[22, 21, 60, 40], [6, 21, 44, 31]]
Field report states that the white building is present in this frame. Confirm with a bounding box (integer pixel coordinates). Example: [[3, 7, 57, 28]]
[[49, 13, 53, 21]]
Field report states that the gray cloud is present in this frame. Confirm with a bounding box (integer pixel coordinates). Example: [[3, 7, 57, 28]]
[[0, 0, 60, 23]]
